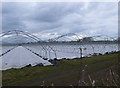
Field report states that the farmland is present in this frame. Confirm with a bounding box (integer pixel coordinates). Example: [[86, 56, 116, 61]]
[[2, 52, 119, 86]]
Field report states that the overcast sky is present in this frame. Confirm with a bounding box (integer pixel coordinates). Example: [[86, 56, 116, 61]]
[[2, 2, 118, 38]]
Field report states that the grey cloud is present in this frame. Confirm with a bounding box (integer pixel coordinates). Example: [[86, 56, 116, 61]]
[[2, 2, 83, 32], [27, 3, 83, 22], [2, 2, 118, 37]]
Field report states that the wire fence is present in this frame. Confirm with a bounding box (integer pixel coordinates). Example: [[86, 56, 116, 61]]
[[0, 30, 119, 60]]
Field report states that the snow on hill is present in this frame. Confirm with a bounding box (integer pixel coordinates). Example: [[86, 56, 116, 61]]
[[0, 46, 51, 70]]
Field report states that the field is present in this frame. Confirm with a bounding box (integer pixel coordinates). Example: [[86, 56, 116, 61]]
[[1, 43, 118, 70], [2, 52, 119, 86]]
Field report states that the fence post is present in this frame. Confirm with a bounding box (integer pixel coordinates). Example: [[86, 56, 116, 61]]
[[79, 48, 82, 58], [79, 47, 86, 59]]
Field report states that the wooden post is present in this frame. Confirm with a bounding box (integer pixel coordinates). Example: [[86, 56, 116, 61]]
[[79, 47, 86, 59], [79, 48, 82, 58], [49, 50, 51, 59]]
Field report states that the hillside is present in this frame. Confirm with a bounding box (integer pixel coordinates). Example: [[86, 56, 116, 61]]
[[2, 52, 119, 86]]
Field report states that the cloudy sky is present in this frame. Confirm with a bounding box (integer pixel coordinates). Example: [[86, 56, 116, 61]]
[[2, 2, 118, 39]]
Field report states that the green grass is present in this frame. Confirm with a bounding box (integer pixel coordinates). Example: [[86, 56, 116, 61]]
[[2, 52, 119, 86]]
